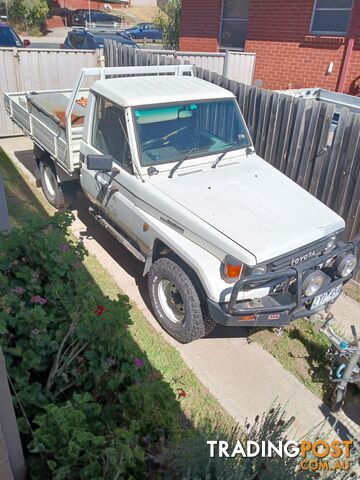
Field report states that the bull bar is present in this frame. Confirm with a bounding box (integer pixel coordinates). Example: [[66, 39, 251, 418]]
[[207, 235, 360, 328]]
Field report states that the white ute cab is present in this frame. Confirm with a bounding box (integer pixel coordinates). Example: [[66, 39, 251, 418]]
[[4, 66, 360, 343]]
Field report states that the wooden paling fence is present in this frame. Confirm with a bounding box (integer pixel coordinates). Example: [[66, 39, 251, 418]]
[[105, 41, 255, 84], [104, 41, 360, 242]]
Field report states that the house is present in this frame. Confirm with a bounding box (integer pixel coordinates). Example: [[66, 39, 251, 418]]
[[179, 0, 360, 95], [53, 0, 129, 11]]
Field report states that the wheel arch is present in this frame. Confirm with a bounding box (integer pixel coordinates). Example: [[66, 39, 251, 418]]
[[144, 237, 217, 306], [34, 144, 78, 184]]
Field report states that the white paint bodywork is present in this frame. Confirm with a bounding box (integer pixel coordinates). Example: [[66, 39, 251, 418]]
[[5, 66, 346, 305], [91, 75, 234, 107], [80, 75, 345, 304]]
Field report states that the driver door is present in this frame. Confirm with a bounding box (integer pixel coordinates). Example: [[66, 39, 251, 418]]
[[80, 95, 138, 237]]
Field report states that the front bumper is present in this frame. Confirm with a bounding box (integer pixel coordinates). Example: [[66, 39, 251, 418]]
[[208, 235, 360, 328]]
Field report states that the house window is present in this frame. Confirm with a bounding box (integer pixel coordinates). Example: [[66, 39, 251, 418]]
[[220, 0, 249, 49], [310, 0, 353, 35]]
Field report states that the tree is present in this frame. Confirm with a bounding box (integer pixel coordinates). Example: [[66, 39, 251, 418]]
[[8, 0, 48, 30], [154, 0, 182, 50], [8, 0, 27, 25], [26, 0, 49, 28]]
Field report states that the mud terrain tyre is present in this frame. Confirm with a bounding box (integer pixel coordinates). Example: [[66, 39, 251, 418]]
[[40, 158, 76, 209], [148, 257, 216, 343]]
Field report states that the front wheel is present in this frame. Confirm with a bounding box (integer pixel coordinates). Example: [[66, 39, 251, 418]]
[[148, 257, 216, 343]]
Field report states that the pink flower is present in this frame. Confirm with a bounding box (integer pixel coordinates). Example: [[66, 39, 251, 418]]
[[59, 242, 69, 252], [11, 286, 25, 295], [30, 295, 47, 305], [133, 358, 144, 369]]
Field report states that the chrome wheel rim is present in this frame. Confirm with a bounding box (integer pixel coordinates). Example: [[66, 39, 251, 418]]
[[158, 279, 185, 324]]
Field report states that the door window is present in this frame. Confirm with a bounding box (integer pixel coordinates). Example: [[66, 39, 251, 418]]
[[68, 32, 86, 49], [92, 96, 133, 173]]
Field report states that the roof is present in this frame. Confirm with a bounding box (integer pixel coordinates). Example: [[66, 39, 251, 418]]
[[91, 75, 234, 107]]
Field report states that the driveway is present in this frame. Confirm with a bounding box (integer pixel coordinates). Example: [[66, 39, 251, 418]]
[[1, 136, 359, 440]]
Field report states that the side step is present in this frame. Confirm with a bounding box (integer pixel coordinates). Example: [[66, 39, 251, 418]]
[[89, 207, 145, 263]]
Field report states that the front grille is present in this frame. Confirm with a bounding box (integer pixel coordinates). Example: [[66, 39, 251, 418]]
[[268, 237, 330, 272]]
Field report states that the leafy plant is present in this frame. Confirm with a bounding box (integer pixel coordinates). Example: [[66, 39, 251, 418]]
[[0, 211, 179, 478], [164, 403, 360, 480], [8, 0, 48, 31], [154, 0, 182, 49]]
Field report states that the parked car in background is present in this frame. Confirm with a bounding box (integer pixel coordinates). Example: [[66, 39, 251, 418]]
[[125, 23, 162, 41], [63, 29, 139, 50], [72, 10, 122, 27], [0, 23, 30, 47]]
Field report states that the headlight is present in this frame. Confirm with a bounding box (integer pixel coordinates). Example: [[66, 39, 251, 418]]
[[324, 234, 337, 252], [334, 253, 357, 278], [252, 265, 267, 275], [302, 271, 324, 297]]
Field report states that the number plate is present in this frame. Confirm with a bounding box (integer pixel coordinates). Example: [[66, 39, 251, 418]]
[[311, 285, 342, 309]]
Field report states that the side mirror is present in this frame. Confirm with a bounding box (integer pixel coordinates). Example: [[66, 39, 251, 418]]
[[86, 154, 113, 172], [23, 39, 31, 47]]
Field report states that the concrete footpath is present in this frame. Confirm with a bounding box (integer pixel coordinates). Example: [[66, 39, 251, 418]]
[[1, 136, 359, 440]]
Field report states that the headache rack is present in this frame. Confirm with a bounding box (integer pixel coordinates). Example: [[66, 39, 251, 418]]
[[4, 65, 194, 175]]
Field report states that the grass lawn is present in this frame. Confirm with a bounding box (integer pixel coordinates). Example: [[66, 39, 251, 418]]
[[249, 320, 331, 400], [0, 148, 232, 434]]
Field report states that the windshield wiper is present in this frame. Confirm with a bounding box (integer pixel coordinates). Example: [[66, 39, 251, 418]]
[[211, 138, 254, 169], [168, 147, 198, 179], [211, 144, 237, 169]]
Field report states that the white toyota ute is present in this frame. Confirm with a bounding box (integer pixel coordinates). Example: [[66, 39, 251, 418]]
[[4, 65, 360, 343]]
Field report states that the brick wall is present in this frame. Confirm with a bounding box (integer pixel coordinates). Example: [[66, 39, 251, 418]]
[[245, 0, 360, 94], [179, 0, 360, 95], [179, 0, 222, 51]]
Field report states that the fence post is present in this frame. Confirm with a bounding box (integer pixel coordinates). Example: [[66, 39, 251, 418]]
[[98, 48, 105, 68], [0, 348, 26, 480], [223, 50, 230, 78]]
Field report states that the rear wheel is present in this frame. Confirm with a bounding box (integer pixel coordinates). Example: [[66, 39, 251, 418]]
[[40, 158, 76, 209], [148, 257, 216, 343]]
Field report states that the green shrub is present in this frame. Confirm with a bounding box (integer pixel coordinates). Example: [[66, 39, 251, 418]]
[[154, 0, 182, 49], [0, 211, 179, 478], [8, 0, 48, 31]]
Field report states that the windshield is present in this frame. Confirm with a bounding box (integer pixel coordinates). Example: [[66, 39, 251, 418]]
[[133, 99, 251, 167]]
